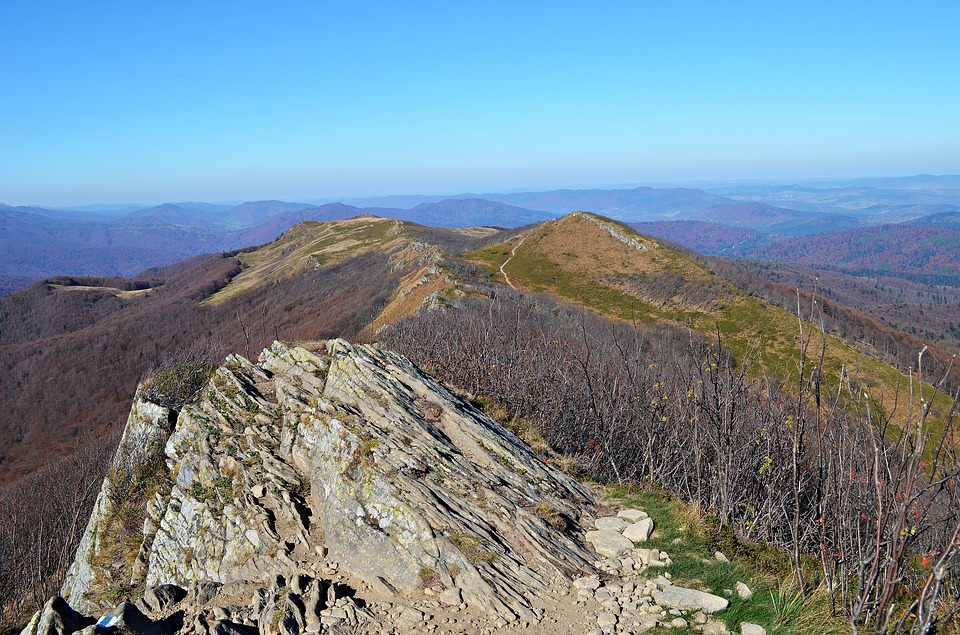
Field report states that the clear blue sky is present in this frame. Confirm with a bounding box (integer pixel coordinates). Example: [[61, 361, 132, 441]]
[[1, 1, 958, 206]]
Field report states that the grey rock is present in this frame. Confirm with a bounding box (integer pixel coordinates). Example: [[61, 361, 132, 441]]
[[212, 621, 257, 635], [714, 551, 730, 563], [735, 581, 753, 600], [54, 339, 598, 623], [741, 623, 767, 635], [19, 597, 94, 635], [191, 582, 222, 606], [369, 576, 398, 598], [142, 584, 187, 614], [396, 606, 424, 627], [61, 394, 174, 612], [585, 530, 634, 558], [652, 586, 730, 614], [623, 518, 654, 542], [439, 588, 462, 606], [617, 509, 648, 523], [594, 517, 630, 532], [597, 612, 618, 628], [573, 575, 601, 591]]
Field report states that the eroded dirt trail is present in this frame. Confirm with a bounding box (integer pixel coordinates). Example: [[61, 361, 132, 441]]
[[500, 235, 527, 290]]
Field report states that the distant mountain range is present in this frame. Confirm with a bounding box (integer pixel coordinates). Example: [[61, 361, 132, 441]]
[[633, 211, 960, 287], [3, 175, 960, 294]]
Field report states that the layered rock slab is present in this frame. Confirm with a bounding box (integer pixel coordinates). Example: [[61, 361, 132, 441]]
[[60, 339, 598, 620]]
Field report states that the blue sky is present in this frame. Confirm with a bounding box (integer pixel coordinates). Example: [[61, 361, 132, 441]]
[[1, 1, 958, 206]]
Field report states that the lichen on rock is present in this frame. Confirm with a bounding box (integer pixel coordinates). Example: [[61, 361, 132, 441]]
[[59, 338, 599, 622]]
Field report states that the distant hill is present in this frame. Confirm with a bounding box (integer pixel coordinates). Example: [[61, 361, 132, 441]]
[[375, 198, 556, 227], [687, 202, 860, 234], [904, 210, 960, 230], [482, 186, 733, 220], [220, 200, 314, 227], [0, 198, 546, 295], [704, 183, 960, 220], [3, 182, 959, 296], [230, 203, 365, 246], [742, 220, 960, 286], [628, 220, 765, 254], [801, 174, 960, 190]]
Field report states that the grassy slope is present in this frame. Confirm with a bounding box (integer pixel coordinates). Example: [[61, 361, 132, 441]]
[[204, 216, 405, 305], [467, 213, 951, 432], [204, 215, 490, 337], [604, 485, 847, 635]]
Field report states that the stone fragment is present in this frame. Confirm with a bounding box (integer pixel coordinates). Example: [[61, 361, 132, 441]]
[[617, 509, 649, 523], [670, 617, 688, 628], [652, 586, 730, 614], [574, 575, 602, 591], [439, 588, 462, 606], [714, 551, 730, 563], [142, 584, 187, 614], [19, 597, 94, 635], [585, 530, 635, 558], [597, 612, 618, 628], [396, 607, 424, 627], [369, 576, 397, 598], [595, 517, 630, 531], [212, 620, 258, 635], [741, 623, 767, 635], [623, 518, 654, 542], [192, 581, 223, 605], [735, 581, 753, 600], [637, 613, 660, 628]]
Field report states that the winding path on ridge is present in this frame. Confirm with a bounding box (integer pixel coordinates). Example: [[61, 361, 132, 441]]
[[499, 235, 527, 290]]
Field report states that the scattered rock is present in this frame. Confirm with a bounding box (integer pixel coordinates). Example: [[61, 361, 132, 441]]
[[19, 596, 94, 635], [741, 623, 767, 635], [595, 517, 630, 531], [597, 612, 618, 628], [714, 551, 730, 563], [623, 517, 655, 542], [617, 509, 649, 523], [573, 575, 602, 591], [141, 584, 187, 614], [191, 581, 223, 606], [585, 530, 635, 558], [652, 586, 730, 614], [735, 581, 753, 600]]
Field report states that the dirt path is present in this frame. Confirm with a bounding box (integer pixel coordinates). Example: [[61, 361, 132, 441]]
[[499, 235, 527, 290]]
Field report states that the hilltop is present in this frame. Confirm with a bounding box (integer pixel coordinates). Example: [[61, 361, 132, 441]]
[[469, 213, 952, 417]]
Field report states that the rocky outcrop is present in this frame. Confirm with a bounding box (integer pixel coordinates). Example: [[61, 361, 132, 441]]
[[26, 338, 770, 635], [59, 339, 597, 622]]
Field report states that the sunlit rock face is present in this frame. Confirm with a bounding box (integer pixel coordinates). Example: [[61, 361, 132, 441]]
[[60, 339, 598, 621]]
